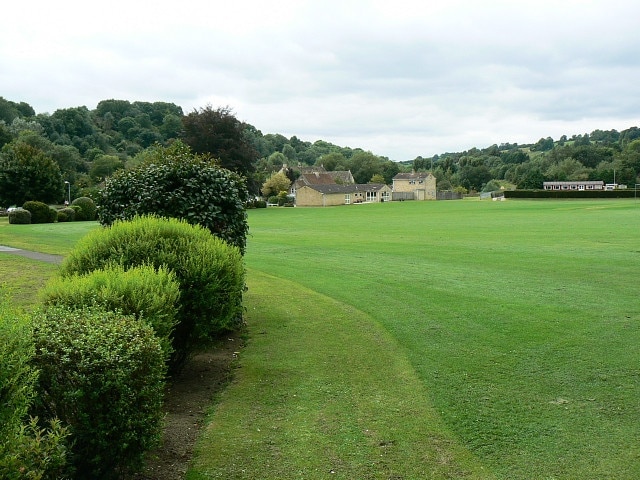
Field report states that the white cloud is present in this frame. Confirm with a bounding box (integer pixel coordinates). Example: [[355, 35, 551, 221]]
[[2, 0, 640, 160]]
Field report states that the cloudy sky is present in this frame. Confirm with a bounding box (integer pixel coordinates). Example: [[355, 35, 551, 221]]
[[2, 0, 639, 160]]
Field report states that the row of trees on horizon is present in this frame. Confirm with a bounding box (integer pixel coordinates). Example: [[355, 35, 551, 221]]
[[1, 95, 640, 206]]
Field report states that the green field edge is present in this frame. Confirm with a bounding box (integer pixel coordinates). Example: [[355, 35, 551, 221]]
[[187, 268, 495, 479], [0, 255, 60, 309]]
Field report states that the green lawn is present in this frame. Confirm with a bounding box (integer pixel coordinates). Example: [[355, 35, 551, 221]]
[[0, 217, 98, 308], [0, 217, 99, 255], [190, 199, 640, 479], [2, 201, 639, 478], [0, 255, 60, 309]]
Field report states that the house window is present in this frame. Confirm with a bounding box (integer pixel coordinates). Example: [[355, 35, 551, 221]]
[[382, 191, 390, 201], [345, 194, 351, 204], [366, 191, 377, 201]]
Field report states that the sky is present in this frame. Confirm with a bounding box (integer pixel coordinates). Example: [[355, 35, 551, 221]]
[[2, 0, 640, 161]]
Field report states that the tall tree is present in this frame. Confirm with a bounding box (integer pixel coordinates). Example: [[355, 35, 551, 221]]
[[0, 142, 63, 205], [182, 106, 258, 179], [261, 171, 291, 197]]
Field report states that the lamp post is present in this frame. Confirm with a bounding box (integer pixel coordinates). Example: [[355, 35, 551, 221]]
[[64, 181, 71, 205]]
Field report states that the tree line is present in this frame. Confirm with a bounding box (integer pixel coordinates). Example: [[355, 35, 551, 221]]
[[410, 129, 640, 192], [1, 95, 639, 206]]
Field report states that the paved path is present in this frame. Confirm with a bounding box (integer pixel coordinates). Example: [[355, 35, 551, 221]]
[[0, 245, 64, 264]]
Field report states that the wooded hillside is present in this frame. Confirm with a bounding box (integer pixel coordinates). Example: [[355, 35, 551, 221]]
[[1, 96, 639, 201]]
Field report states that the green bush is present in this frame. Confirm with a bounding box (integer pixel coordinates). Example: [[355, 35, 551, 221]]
[[59, 216, 245, 364], [97, 141, 249, 253], [504, 189, 638, 199], [0, 295, 68, 479], [40, 264, 180, 360], [71, 196, 97, 221], [8, 207, 31, 224], [56, 207, 76, 222], [32, 306, 166, 479], [22, 201, 57, 224]]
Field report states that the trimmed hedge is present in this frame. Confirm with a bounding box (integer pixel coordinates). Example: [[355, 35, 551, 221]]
[[247, 199, 267, 209], [32, 306, 166, 479], [505, 189, 639, 199], [0, 296, 68, 479], [71, 196, 97, 221], [22, 201, 57, 224], [56, 206, 76, 222], [97, 141, 249, 253], [59, 215, 245, 365], [40, 264, 180, 360], [8, 207, 31, 224]]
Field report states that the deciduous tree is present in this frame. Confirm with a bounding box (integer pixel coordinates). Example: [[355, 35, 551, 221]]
[[98, 141, 249, 252], [0, 142, 63, 206], [261, 172, 291, 197], [182, 105, 258, 179]]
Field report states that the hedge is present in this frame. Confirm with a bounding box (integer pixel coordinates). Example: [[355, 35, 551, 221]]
[[56, 206, 76, 222], [31, 306, 166, 479], [504, 189, 639, 199], [97, 141, 249, 253], [58, 215, 245, 366], [71, 197, 97, 221], [22, 201, 57, 224], [0, 295, 68, 479], [8, 208, 31, 224], [40, 264, 180, 360]]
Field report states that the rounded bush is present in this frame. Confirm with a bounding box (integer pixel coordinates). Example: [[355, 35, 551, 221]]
[[71, 196, 97, 221], [59, 215, 245, 364], [0, 296, 68, 479], [56, 206, 76, 222], [22, 201, 56, 224], [8, 207, 31, 224], [97, 141, 249, 253], [32, 306, 166, 479], [40, 264, 180, 360], [247, 199, 267, 209]]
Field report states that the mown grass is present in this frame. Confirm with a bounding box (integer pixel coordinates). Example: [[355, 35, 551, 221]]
[[0, 256, 60, 309], [188, 270, 492, 479], [190, 199, 640, 479], [0, 217, 98, 255], [0, 217, 98, 308]]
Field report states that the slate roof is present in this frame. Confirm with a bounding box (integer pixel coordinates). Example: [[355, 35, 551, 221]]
[[294, 170, 355, 187], [298, 172, 339, 185], [302, 183, 388, 194], [393, 172, 434, 180]]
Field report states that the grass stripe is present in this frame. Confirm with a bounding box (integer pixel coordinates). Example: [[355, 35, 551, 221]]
[[188, 269, 494, 479], [0, 255, 60, 309], [0, 217, 98, 255]]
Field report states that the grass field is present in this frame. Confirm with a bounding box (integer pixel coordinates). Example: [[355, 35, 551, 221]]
[[2, 201, 639, 478], [190, 199, 640, 479], [0, 217, 98, 255], [0, 217, 97, 308]]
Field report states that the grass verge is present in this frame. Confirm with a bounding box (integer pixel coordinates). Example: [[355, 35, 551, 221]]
[[0, 217, 98, 255], [195, 199, 640, 479], [0, 255, 60, 309], [187, 269, 493, 479]]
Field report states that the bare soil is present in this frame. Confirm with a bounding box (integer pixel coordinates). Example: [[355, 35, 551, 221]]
[[131, 335, 241, 480]]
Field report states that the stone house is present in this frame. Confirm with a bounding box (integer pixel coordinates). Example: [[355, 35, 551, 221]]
[[392, 172, 437, 200], [296, 183, 392, 207], [290, 166, 355, 197]]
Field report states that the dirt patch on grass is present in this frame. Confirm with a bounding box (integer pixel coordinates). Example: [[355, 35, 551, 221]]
[[131, 335, 241, 480]]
